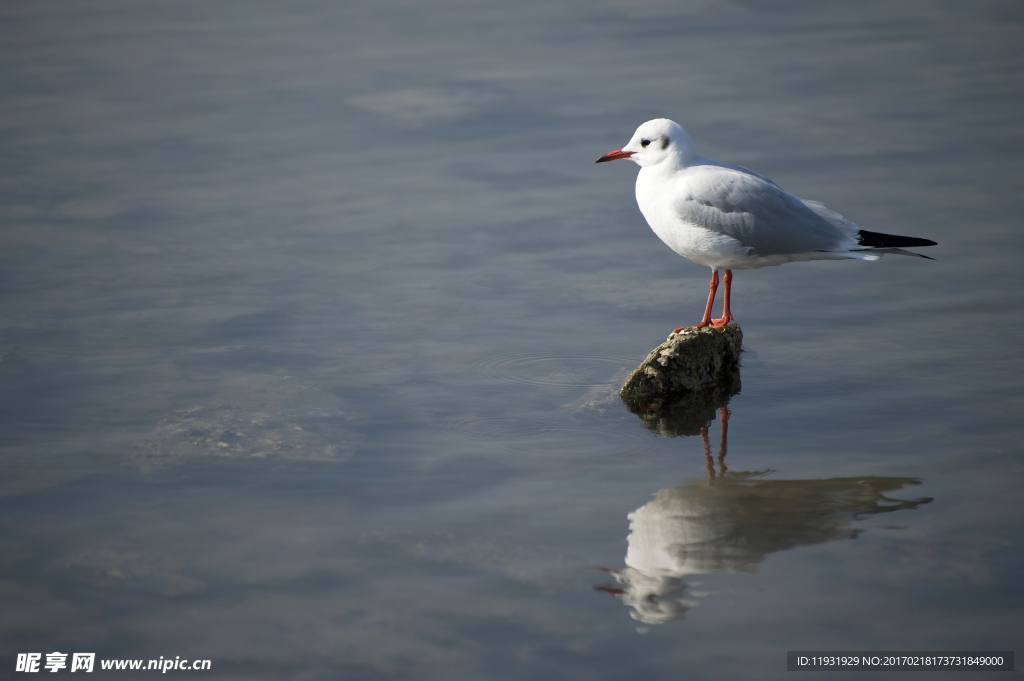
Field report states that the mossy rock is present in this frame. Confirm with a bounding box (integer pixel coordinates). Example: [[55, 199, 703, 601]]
[[620, 323, 742, 400]]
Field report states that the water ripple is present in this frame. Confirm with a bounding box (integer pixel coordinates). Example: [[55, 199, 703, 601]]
[[437, 415, 654, 459], [472, 353, 636, 390]]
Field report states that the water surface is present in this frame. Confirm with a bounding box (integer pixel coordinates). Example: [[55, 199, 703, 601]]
[[2, 1, 1023, 678]]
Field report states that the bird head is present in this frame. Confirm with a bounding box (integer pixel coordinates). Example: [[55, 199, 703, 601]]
[[596, 118, 696, 168]]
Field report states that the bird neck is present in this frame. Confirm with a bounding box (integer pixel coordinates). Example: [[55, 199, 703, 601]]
[[671, 130, 699, 168]]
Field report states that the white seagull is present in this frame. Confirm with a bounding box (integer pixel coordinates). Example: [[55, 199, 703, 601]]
[[597, 119, 936, 332]]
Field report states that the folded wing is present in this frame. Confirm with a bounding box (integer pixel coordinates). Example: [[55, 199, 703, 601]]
[[673, 167, 859, 256]]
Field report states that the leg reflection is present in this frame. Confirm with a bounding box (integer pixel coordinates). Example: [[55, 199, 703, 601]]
[[718, 406, 730, 476], [704, 406, 730, 482], [701, 423, 715, 481]]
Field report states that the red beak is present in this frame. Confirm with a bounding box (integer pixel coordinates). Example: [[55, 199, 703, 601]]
[[595, 148, 635, 163]]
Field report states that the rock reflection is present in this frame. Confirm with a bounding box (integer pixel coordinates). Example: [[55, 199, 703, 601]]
[[602, 379, 933, 625], [622, 366, 741, 438]]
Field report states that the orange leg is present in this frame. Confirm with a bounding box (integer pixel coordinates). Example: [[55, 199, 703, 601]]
[[673, 270, 719, 334], [710, 270, 734, 328]]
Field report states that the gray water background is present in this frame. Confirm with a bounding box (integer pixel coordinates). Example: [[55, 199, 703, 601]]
[[2, 1, 1023, 678]]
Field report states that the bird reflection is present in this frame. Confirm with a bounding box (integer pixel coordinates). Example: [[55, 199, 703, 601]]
[[602, 374, 933, 625]]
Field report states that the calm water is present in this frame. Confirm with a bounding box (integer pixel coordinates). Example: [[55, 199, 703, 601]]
[[2, 1, 1023, 678]]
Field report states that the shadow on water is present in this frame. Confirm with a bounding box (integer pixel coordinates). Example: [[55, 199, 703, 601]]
[[600, 368, 933, 625]]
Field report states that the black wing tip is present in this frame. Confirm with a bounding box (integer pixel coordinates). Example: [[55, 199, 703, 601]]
[[857, 230, 937, 249]]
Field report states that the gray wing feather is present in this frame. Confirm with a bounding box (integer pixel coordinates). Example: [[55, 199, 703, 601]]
[[674, 167, 857, 256]]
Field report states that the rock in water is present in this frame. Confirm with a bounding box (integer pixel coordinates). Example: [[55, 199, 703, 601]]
[[619, 323, 742, 403]]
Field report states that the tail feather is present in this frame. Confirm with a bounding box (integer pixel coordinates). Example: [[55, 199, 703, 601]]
[[860, 247, 935, 260], [837, 251, 881, 261], [829, 248, 935, 261], [856, 230, 937, 249]]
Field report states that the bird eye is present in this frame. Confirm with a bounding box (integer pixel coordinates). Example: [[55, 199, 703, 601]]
[[640, 139, 651, 148]]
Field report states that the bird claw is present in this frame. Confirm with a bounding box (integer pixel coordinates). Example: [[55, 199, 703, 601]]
[[671, 318, 731, 335]]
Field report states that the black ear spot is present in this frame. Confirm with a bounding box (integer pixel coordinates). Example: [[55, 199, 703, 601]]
[[661, 137, 669, 150], [640, 139, 651, 148]]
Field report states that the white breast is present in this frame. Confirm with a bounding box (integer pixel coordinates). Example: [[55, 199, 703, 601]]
[[635, 170, 753, 269]]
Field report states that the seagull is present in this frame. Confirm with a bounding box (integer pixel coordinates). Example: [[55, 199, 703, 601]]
[[597, 119, 936, 332]]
